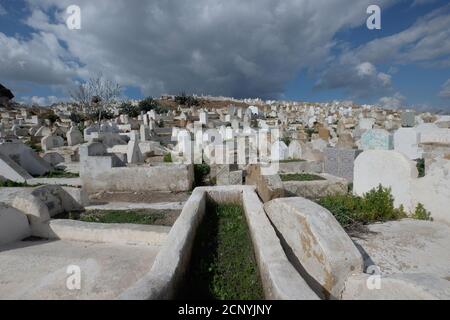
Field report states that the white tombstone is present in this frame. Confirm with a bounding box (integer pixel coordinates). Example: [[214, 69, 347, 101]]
[[271, 141, 289, 161], [394, 128, 422, 160], [41, 135, 64, 152], [67, 126, 84, 146], [199, 111, 208, 125], [140, 124, 151, 142], [358, 118, 375, 130], [354, 150, 418, 211], [288, 140, 303, 159], [127, 131, 143, 164], [311, 138, 327, 152], [34, 126, 52, 137], [148, 110, 157, 121]]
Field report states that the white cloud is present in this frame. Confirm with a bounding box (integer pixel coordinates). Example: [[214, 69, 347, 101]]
[[378, 92, 405, 109], [315, 61, 393, 99], [0, 31, 79, 85], [314, 3, 450, 102], [352, 4, 450, 66], [20, 95, 60, 106], [439, 79, 450, 98], [0, 0, 398, 99]]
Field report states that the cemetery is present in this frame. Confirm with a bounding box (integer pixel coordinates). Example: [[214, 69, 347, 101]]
[[1, 88, 449, 300]]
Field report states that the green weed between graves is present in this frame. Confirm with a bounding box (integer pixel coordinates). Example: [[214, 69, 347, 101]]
[[0, 180, 32, 187], [280, 173, 326, 182], [163, 153, 172, 163], [177, 204, 264, 300], [35, 168, 79, 178], [279, 159, 306, 163], [317, 185, 432, 233], [410, 203, 433, 221], [63, 210, 166, 225]]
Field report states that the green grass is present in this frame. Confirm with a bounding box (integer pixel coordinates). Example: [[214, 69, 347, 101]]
[[279, 159, 306, 163], [163, 153, 172, 163], [0, 180, 32, 187], [37, 169, 79, 178], [177, 203, 264, 300], [60, 210, 166, 225], [280, 173, 325, 182]]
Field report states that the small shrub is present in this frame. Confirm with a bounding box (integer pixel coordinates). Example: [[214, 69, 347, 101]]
[[318, 184, 407, 233], [163, 153, 172, 163], [318, 193, 363, 229], [411, 203, 432, 221], [359, 185, 407, 223]]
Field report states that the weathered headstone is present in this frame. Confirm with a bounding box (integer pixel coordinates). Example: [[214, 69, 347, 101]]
[[324, 147, 362, 181], [394, 128, 422, 160], [318, 127, 330, 141], [354, 150, 418, 211], [288, 140, 302, 159], [67, 126, 83, 146], [401, 111, 415, 128], [336, 133, 354, 149], [41, 135, 64, 152], [127, 132, 143, 164], [360, 129, 393, 150], [271, 141, 288, 161]]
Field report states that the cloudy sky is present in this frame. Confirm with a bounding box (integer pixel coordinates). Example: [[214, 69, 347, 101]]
[[0, 0, 449, 112]]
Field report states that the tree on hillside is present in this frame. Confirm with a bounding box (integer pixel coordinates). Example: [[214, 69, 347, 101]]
[[139, 97, 159, 112], [175, 92, 199, 107], [120, 102, 140, 117], [69, 74, 122, 125]]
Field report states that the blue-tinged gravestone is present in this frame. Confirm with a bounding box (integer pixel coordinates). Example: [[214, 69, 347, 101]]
[[324, 147, 362, 182], [360, 129, 393, 151]]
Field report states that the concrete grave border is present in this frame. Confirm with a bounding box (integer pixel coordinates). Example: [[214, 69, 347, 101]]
[[119, 185, 318, 300]]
